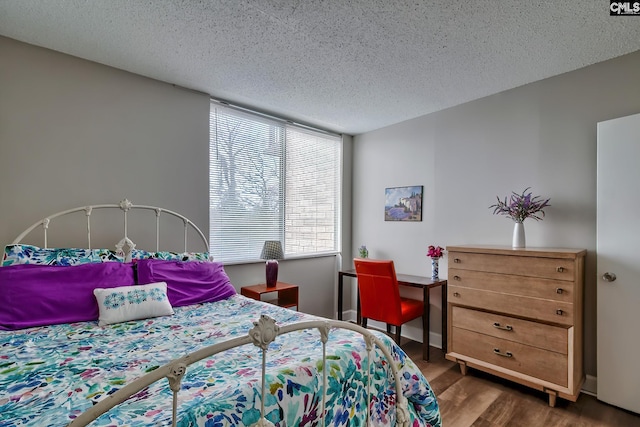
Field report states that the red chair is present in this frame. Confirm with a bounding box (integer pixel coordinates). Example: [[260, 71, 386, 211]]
[[353, 259, 424, 345]]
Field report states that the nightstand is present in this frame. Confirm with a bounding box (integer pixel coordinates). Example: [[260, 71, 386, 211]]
[[240, 282, 299, 310]]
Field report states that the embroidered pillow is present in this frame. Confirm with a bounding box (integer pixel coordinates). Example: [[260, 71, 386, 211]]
[[2, 244, 123, 267], [0, 262, 135, 330], [94, 282, 174, 326]]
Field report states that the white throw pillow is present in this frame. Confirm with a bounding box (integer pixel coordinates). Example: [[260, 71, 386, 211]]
[[94, 282, 174, 326]]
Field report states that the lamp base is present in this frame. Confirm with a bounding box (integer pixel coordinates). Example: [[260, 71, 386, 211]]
[[265, 260, 279, 288]]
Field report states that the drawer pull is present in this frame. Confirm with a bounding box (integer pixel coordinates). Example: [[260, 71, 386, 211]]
[[556, 266, 565, 273], [453, 258, 461, 263], [453, 292, 461, 297], [556, 309, 564, 316], [453, 275, 461, 281], [493, 322, 513, 331], [493, 348, 513, 358], [556, 288, 564, 294]]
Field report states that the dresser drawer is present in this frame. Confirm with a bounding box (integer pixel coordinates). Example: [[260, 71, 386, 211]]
[[451, 306, 568, 354], [451, 327, 568, 387], [449, 285, 574, 326], [449, 268, 573, 303], [449, 252, 575, 281]]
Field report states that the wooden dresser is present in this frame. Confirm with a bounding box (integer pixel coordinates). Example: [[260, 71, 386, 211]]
[[445, 245, 586, 406]]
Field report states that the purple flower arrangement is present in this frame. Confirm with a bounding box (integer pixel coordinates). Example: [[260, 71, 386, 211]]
[[490, 188, 551, 222]]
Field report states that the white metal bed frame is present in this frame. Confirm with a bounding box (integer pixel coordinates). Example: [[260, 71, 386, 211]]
[[12, 199, 209, 261], [10, 200, 411, 426]]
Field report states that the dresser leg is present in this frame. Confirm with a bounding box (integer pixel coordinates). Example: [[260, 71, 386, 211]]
[[457, 360, 468, 376], [545, 389, 557, 407]]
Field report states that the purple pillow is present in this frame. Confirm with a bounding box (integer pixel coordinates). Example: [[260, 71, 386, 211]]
[[136, 259, 236, 307], [0, 262, 135, 330]]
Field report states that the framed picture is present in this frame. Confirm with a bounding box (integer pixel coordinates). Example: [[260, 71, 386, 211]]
[[385, 186, 423, 222]]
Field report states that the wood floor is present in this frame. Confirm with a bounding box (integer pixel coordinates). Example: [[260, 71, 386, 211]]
[[401, 341, 640, 427]]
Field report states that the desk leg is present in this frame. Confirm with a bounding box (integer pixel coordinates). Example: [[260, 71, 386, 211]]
[[423, 286, 430, 361], [442, 282, 447, 354], [338, 273, 344, 320]]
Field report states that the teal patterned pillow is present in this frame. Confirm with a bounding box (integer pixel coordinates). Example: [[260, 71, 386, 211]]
[[131, 249, 211, 262], [2, 244, 123, 267]]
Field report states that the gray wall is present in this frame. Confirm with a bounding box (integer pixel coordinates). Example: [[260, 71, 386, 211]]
[[0, 36, 209, 248], [0, 36, 349, 319], [352, 50, 640, 384]]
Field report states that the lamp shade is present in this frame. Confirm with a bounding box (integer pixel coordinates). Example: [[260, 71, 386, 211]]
[[260, 240, 283, 260]]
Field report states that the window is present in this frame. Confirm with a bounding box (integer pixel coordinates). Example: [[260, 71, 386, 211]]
[[209, 101, 342, 262]]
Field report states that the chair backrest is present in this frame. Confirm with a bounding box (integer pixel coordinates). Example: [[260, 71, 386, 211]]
[[354, 259, 402, 324]]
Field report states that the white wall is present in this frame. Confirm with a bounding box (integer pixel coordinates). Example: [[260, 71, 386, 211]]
[[352, 50, 640, 379], [0, 36, 351, 319]]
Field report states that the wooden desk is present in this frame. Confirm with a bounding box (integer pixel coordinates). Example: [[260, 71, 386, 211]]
[[337, 269, 447, 361]]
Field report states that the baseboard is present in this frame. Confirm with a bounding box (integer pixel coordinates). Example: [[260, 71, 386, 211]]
[[582, 374, 597, 396], [338, 311, 443, 349], [340, 309, 358, 323]]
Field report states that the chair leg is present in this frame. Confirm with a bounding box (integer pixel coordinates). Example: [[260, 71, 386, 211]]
[[394, 325, 402, 345], [386, 324, 392, 334], [362, 318, 368, 328]]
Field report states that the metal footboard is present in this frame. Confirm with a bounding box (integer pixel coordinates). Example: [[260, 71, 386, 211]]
[[67, 316, 410, 427]]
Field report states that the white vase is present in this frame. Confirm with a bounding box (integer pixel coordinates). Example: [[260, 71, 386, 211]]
[[512, 221, 525, 248]]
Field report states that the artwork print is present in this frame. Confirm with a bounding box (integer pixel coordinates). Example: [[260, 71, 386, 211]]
[[385, 186, 423, 221]]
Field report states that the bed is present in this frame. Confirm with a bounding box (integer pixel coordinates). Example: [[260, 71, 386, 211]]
[[0, 200, 441, 427]]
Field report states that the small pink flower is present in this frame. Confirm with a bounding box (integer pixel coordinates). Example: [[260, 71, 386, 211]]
[[236, 368, 254, 377], [352, 351, 362, 369], [427, 245, 444, 259], [79, 368, 100, 379]]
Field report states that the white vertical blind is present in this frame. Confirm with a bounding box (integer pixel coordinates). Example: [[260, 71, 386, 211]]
[[209, 102, 341, 262]]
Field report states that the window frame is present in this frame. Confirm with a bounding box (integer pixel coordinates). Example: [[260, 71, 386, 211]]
[[209, 100, 343, 263]]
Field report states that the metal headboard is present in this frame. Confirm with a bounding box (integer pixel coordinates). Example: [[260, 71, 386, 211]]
[[12, 199, 209, 260]]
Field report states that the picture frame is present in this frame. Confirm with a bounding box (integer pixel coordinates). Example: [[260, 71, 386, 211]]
[[384, 185, 423, 222]]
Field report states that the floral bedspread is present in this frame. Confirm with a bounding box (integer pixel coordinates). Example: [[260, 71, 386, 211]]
[[0, 295, 441, 426]]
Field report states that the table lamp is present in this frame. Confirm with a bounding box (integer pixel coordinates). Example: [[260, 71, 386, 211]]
[[260, 240, 284, 288]]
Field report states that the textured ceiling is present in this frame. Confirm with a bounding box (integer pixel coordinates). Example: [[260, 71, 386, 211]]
[[2, 1, 640, 135]]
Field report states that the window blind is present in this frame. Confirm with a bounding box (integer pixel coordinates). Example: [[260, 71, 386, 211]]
[[209, 102, 341, 262]]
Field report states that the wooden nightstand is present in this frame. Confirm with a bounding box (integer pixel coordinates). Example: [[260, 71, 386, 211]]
[[240, 282, 299, 310]]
